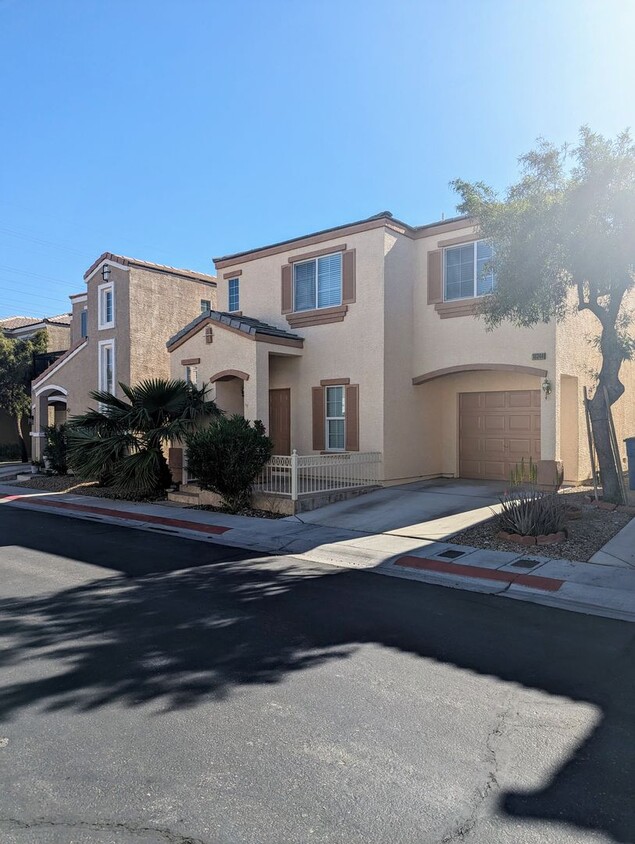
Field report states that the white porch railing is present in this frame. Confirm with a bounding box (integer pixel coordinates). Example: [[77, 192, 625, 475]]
[[257, 450, 382, 501]]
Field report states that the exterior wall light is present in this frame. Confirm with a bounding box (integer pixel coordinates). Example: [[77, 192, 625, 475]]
[[102, 264, 111, 281], [542, 377, 553, 399]]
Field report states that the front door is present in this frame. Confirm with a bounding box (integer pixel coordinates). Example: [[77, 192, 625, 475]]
[[269, 389, 291, 455]]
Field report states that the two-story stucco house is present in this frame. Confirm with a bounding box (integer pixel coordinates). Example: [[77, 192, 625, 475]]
[[31, 252, 216, 460], [167, 211, 635, 486]]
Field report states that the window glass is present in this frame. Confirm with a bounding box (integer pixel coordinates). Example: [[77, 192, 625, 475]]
[[105, 289, 113, 323], [476, 241, 495, 295], [444, 241, 495, 300], [80, 309, 87, 338], [325, 385, 346, 450], [185, 366, 198, 385], [201, 299, 211, 313], [228, 279, 240, 312], [317, 253, 342, 308], [294, 261, 316, 311]]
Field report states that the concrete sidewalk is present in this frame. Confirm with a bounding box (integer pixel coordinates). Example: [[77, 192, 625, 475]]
[[2, 481, 635, 623]]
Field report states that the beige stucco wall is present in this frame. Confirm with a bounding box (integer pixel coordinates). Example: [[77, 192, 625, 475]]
[[70, 298, 87, 346], [43, 323, 71, 352]]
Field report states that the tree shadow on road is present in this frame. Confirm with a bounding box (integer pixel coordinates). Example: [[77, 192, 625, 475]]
[[1, 508, 635, 841]]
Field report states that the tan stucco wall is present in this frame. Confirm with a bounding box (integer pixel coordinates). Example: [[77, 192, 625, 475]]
[[128, 268, 216, 385], [43, 323, 71, 352], [70, 299, 87, 346]]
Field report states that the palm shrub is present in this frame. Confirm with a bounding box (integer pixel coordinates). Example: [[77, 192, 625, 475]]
[[67, 379, 220, 500], [186, 415, 273, 513], [43, 424, 68, 474]]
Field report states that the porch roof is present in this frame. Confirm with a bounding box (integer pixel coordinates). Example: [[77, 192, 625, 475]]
[[166, 310, 304, 352]]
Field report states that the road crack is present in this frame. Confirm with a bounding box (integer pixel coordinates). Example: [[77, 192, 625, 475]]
[[0, 815, 207, 844], [440, 706, 511, 843]]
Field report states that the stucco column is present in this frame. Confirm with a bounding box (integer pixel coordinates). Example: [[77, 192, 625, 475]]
[[540, 386, 558, 461], [243, 345, 270, 430]]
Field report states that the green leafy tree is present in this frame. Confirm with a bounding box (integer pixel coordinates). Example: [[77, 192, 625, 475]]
[[452, 127, 635, 503], [186, 415, 273, 513], [67, 378, 221, 500], [0, 329, 48, 462]]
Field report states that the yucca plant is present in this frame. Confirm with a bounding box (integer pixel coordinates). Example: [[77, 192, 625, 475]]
[[499, 488, 567, 537], [67, 378, 221, 500]]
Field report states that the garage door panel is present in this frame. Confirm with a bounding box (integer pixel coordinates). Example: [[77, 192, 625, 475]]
[[459, 390, 541, 481]]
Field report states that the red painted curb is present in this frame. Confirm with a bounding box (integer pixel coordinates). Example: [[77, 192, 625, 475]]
[[395, 555, 564, 592], [0, 493, 230, 535]]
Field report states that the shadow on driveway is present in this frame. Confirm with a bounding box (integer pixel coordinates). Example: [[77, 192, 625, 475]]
[[1, 507, 634, 841]]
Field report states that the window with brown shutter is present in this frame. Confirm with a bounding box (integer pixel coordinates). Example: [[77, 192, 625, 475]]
[[427, 249, 443, 304], [281, 264, 293, 314]]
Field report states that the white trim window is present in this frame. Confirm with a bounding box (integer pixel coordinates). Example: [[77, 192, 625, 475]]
[[294, 252, 342, 312], [98, 282, 115, 329], [228, 278, 240, 312], [200, 299, 211, 313], [325, 385, 345, 451], [98, 340, 115, 395], [185, 365, 198, 385], [444, 240, 495, 301]]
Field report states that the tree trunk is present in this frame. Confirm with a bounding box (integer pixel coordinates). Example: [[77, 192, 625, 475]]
[[15, 412, 28, 463], [587, 320, 626, 504]]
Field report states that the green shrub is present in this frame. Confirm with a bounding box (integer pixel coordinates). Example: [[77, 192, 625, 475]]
[[43, 424, 68, 474], [0, 443, 22, 461], [498, 488, 567, 537], [186, 415, 273, 513]]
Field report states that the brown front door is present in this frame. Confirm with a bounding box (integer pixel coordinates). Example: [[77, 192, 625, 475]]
[[459, 390, 541, 481], [269, 389, 291, 455]]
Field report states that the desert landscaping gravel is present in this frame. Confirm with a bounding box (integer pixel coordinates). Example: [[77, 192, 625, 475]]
[[452, 487, 634, 562]]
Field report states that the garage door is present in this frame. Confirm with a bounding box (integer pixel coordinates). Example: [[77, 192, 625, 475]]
[[459, 390, 541, 481]]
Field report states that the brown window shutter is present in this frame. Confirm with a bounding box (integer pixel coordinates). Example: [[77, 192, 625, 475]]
[[345, 384, 359, 451], [281, 264, 293, 314], [342, 249, 356, 304], [312, 387, 325, 451], [427, 249, 443, 304]]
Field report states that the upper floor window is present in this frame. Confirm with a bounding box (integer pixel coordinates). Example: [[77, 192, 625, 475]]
[[80, 309, 88, 338], [228, 278, 240, 312], [294, 252, 342, 312], [444, 240, 494, 301], [200, 299, 211, 313], [98, 283, 114, 329], [185, 365, 198, 385]]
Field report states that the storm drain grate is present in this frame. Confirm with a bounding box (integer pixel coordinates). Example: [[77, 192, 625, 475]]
[[510, 558, 542, 569], [437, 549, 467, 560]]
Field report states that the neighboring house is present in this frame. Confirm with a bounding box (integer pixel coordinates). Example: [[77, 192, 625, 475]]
[[167, 211, 635, 485], [30, 252, 216, 460], [0, 313, 72, 456]]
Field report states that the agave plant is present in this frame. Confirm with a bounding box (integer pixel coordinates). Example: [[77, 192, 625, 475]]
[[67, 378, 221, 499]]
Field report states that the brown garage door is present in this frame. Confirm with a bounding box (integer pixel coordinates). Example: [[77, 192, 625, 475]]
[[459, 390, 541, 481]]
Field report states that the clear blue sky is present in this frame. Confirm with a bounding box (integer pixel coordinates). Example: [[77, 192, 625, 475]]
[[1, 0, 634, 319]]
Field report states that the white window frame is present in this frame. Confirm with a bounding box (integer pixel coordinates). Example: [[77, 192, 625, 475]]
[[200, 299, 211, 313], [325, 385, 346, 452], [185, 365, 198, 385], [293, 252, 342, 312], [98, 282, 115, 329], [98, 339, 115, 395], [443, 239, 495, 302], [228, 278, 240, 312]]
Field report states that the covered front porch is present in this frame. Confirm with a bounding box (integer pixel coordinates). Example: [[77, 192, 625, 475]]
[[31, 384, 69, 461]]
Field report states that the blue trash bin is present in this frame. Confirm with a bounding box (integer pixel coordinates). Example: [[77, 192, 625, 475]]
[[625, 437, 635, 490]]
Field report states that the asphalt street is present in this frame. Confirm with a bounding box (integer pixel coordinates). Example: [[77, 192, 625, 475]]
[[0, 506, 634, 844]]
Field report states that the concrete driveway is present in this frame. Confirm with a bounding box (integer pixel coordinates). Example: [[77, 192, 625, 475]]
[[294, 478, 505, 540]]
